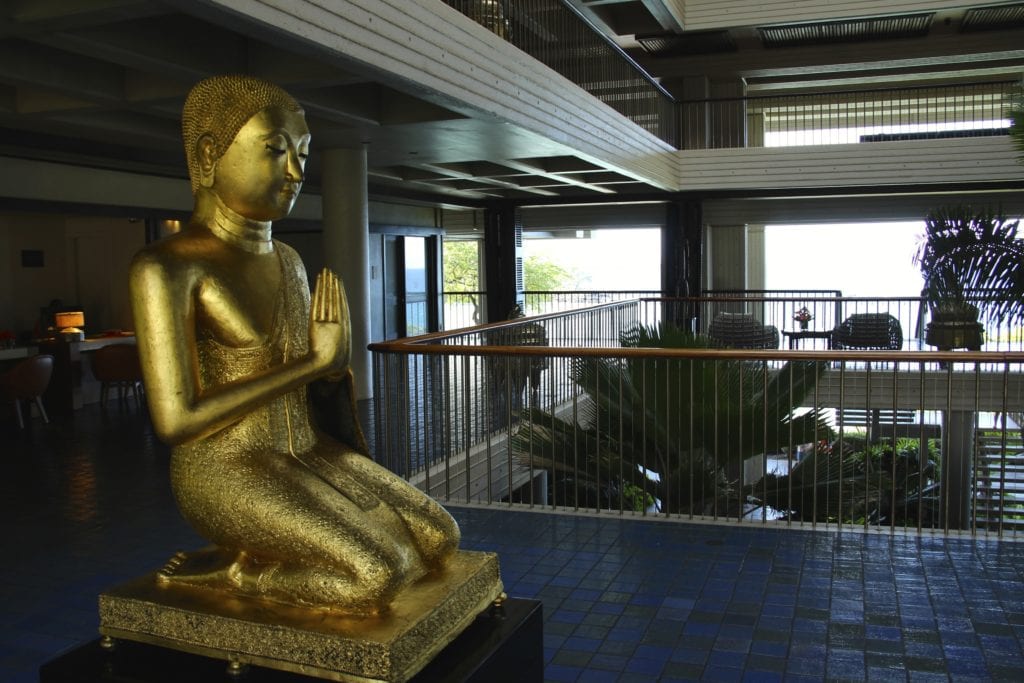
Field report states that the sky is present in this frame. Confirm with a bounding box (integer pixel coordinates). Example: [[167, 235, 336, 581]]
[[523, 228, 662, 291], [764, 222, 926, 297], [522, 222, 927, 296]]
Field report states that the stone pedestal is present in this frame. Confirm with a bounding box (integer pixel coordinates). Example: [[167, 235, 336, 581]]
[[91, 550, 505, 682], [41, 597, 542, 682]]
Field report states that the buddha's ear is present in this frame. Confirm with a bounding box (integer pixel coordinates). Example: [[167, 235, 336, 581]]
[[197, 133, 217, 188]]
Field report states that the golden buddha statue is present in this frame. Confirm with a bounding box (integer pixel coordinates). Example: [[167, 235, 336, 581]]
[[128, 75, 461, 615]]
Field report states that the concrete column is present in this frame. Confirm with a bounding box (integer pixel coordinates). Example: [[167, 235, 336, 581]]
[[320, 146, 372, 400], [708, 225, 748, 291], [483, 202, 521, 323], [942, 410, 975, 530], [746, 224, 766, 290], [662, 201, 702, 330]]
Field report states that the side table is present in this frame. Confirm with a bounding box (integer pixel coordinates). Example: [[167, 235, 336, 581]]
[[783, 330, 832, 349]]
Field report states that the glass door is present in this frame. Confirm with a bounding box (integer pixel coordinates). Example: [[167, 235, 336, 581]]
[[380, 233, 439, 340]]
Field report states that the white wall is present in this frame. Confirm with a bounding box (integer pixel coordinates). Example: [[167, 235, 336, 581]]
[[0, 213, 144, 337], [1, 213, 70, 336], [65, 216, 146, 333]]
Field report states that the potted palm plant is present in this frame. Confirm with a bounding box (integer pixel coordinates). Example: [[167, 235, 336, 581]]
[[914, 205, 1024, 351], [510, 323, 830, 515]]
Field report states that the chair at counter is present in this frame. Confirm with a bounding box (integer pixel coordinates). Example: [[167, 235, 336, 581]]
[[0, 354, 54, 429], [91, 343, 143, 409]]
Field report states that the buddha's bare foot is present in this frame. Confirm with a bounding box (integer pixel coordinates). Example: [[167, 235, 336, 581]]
[[155, 547, 249, 590], [156, 548, 392, 615]]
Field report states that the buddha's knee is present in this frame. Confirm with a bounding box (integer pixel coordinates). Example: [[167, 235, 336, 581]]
[[415, 511, 460, 566], [348, 549, 404, 604]]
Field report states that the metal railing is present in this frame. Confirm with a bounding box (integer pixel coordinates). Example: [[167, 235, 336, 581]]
[[681, 80, 1015, 149], [370, 299, 1024, 537], [522, 289, 662, 316], [678, 295, 1024, 354], [444, 290, 1024, 353], [443, 0, 678, 146], [441, 290, 661, 330], [443, 291, 488, 330]]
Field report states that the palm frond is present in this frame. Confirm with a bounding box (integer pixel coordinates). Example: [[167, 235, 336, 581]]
[[915, 205, 1024, 325]]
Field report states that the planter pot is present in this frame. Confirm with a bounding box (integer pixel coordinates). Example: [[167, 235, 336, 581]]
[[925, 306, 984, 351]]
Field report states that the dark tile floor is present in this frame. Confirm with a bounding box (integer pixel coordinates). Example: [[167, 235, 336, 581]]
[[2, 403, 1023, 682]]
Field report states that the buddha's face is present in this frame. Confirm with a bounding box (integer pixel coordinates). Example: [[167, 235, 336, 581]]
[[212, 107, 310, 221]]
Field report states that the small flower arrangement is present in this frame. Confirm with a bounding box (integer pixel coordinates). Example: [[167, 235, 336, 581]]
[[793, 307, 813, 330], [0, 330, 15, 349]]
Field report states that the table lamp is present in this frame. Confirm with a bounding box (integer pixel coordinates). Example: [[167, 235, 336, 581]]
[[55, 310, 85, 341]]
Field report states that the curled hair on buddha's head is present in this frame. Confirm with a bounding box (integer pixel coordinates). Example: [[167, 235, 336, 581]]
[[182, 74, 303, 194]]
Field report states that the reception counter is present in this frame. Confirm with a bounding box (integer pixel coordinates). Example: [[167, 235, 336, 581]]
[[0, 346, 34, 362], [37, 335, 136, 415]]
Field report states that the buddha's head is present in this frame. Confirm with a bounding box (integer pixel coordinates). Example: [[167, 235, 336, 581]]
[[182, 75, 310, 221]]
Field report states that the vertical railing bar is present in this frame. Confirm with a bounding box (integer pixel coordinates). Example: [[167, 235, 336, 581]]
[[416, 353, 428, 489], [811, 357, 821, 531], [526, 347, 537, 509], [942, 361, 953, 535], [971, 364, 982, 538], [641, 358, 649, 517], [471, 356, 490, 503], [375, 351, 387, 468], [737, 356, 745, 524], [837, 361, 846, 534], [889, 361, 898, 536], [480, 347, 493, 503], [549, 352, 559, 511], [385, 354, 396, 475], [663, 354, 672, 518], [761, 359, 769, 525], [917, 361, 926, 535], [863, 364, 872, 532], [688, 356, 695, 521], [409, 353, 416, 479], [618, 356, 625, 516], [572, 358, 579, 513], [997, 361, 1011, 537], [713, 359, 720, 521], [505, 352, 516, 507], [594, 349, 602, 516], [443, 353, 453, 502]]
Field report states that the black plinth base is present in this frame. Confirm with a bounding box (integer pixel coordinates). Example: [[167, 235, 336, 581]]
[[40, 598, 542, 683]]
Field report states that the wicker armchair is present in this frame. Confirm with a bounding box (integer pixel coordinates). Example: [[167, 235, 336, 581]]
[[832, 313, 903, 350], [707, 312, 779, 350]]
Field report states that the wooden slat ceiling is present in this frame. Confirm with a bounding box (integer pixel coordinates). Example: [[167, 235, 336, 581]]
[[0, 0, 647, 204]]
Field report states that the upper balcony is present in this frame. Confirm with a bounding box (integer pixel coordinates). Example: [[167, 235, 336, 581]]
[[446, 0, 1024, 195], [0, 0, 1022, 206]]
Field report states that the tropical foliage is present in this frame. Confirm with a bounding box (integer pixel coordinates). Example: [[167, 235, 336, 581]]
[[914, 205, 1024, 326], [510, 323, 831, 514], [749, 435, 941, 527]]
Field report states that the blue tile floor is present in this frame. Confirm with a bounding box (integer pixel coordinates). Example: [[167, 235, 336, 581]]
[[2, 403, 1023, 682]]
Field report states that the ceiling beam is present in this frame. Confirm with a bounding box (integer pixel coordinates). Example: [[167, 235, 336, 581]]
[[410, 161, 561, 197], [499, 159, 618, 194]]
